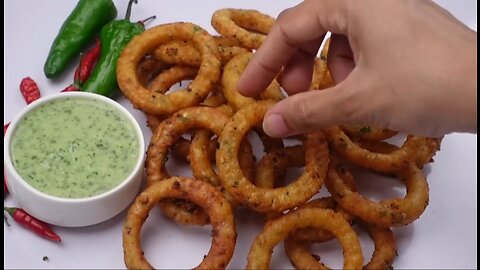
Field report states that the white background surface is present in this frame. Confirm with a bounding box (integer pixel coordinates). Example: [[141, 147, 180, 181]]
[[4, 0, 477, 269]]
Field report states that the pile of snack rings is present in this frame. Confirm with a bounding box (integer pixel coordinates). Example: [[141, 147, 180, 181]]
[[118, 8, 442, 269]]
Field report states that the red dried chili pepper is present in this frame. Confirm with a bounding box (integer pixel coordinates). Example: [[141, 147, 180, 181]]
[[4, 122, 10, 136], [19, 77, 41, 104], [62, 53, 84, 92], [4, 207, 61, 242], [74, 38, 101, 84], [61, 84, 80, 92], [62, 40, 101, 93]]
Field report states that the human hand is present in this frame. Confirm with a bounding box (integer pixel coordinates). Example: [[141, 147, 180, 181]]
[[238, 0, 477, 138]]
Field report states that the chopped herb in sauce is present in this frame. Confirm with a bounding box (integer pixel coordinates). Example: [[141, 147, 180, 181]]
[[11, 98, 139, 199]]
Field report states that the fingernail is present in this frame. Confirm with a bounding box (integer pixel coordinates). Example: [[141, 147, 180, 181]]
[[263, 114, 290, 137]]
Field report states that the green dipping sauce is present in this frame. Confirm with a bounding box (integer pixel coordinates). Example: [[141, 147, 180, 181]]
[[11, 97, 140, 199]]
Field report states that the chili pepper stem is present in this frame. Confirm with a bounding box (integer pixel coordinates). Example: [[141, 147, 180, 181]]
[[125, 0, 138, 20], [138, 15, 156, 26], [4, 206, 16, 217]]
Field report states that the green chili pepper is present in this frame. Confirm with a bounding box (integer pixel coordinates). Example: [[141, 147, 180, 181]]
[[44, 0, 117, 79], [82, 0, 155, 97]]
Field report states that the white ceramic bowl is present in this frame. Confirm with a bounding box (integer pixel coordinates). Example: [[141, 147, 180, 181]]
[[4, 92, 145, 227]]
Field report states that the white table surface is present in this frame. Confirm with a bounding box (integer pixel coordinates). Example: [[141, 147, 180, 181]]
[[4, 0, 477, 269]]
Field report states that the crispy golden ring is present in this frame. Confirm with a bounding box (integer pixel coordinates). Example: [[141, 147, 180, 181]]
[[211, 9, 275, 49], [284, 239, 330, 270], [253, 126, 285, 153], [222, 53, 284, 111], [202, 88, 228, 107], [253, 147, 353, 228], [145, 65, 199, 132], [415, 137, 442, 167], [169, 138, 194, 162], [362, 222, 397, 270], [189, 129, 255, 208], [147, 107, 254, 225], [324, 126, 426, 173], [170, 137, 217, 163], [189, 104, 255, 188], [149, 65, 198, 94], [325, 159, 430, 227], [357, 138, 442, 169], [190, 126, 278, 188], [213, 35, 241, 47], [189, 103, 281, 187], [123, 177, 236, 269], [217, 101, 329, 212], [254, 145, 305, 191], [341, 125, 398, 142], [136, 57, 170, 87], [171, 90, 228, 162], [309, 58, 334, 90], [284, 221, 396, 270], [145, 65, 226, 132], [154, 40, 249, 66], [288, 197, 355, 243], [146, 107, 230, 225], [165, 91, 230, 163], [246, 208, 363, 269], [117, 22, 221, 115]]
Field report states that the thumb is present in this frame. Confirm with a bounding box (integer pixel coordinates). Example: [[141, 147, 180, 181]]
[[262, 71, 377, 137]]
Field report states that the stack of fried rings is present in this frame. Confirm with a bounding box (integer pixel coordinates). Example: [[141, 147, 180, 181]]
[[118, 8, 443, 269]]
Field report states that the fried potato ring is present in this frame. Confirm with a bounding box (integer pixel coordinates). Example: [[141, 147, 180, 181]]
[[145, 65, 226, 132], [246, 208, 363, 269], [253, 147, 353, 227], [117, 22, 221, 115], [145, 65, 227, 163], [253, 126, 285, 153], [222, 53, 284, 111], [149, 65, 198, 94], [213, 35, 241, 47], [341, 125, 398, 142], [189, 102, 282, 188], [146, 107, 230, 225], [325, 158, 429, 227], [154, 40, 249, 66], [324, 125, 426, 173], [309, 58, 334, 90], [145, 65, 199, 131], [147, 107, 254, 225], [362, 222, 397, 270], [254, 145, 305, 191], [284, 221, 396, 270], [136, 56, 170, 87], [357, 138, 442, 169], [211, 9, 275, 49], [190, 125, 279, 189], [217, 101, 329, 212], [288, 197, 355, 243], [123, 177, 236, 269], [170, 136, 220, 163]]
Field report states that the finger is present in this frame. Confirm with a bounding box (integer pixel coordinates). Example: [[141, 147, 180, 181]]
[[327, 34, 355, 84], [238, 0, 351, 97], [280, 36, 324, 95], [262, 70, 376, 137]]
